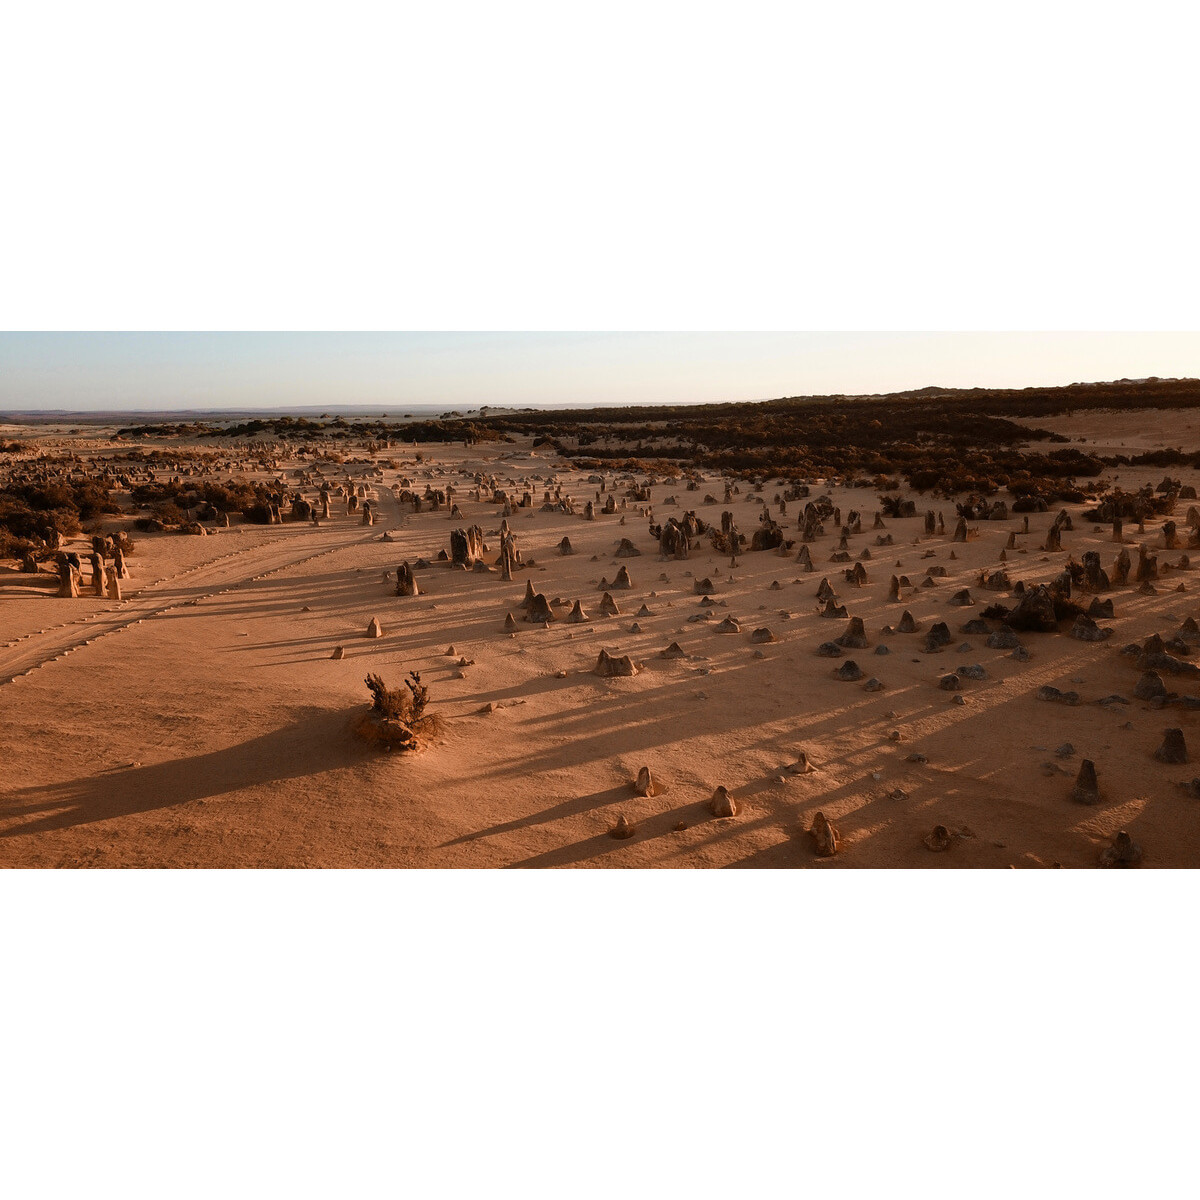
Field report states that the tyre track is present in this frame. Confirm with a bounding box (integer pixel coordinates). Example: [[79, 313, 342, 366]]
[[1, 525, 386, 687]]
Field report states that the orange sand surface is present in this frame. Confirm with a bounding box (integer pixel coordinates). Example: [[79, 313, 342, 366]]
[[2, 419, 1198, 867]]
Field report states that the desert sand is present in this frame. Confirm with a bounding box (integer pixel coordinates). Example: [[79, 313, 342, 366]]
[[2, 414, 1198, 868]]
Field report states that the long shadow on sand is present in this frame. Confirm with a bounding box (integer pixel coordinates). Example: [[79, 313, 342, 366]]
[[0, 706, 363, 839], [442, 783, 633, 847]]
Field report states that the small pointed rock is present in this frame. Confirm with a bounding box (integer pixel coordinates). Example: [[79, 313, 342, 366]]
[[1099, 830, 1142, 867], [808, 811, 840, 856], [634, 766, 656, 796], [709, 786, 738, 817], [609, 814, 637, 840], [923, 825, 955, 852], [1071, 759, 1101, 805], [594, 648, 638, 677], [1155, 728, 1188, 764]]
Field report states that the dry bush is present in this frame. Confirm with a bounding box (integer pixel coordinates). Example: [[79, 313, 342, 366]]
[[150, 501, 188, 525], [357, 672, 434, 751], [242, 501, 274, 525]]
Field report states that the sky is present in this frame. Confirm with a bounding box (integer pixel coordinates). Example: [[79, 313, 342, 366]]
[[1, 332, 1199, 412]]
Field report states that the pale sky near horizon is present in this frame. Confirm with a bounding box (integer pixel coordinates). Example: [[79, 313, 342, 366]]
[[2, 332, 1199, 412]]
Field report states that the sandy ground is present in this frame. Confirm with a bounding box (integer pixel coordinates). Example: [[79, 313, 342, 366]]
[[2, 415, 1198, 868], [1036, 407, 1200, 456]]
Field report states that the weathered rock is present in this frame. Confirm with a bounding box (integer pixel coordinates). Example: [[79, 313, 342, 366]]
[[896, 609, 921, 634], [612, 565, 634, 589], [835, 616, 869, 649], [1005, 585, 1058, 632], [659, 641, 685, 659], [923, 825, 955, 852], [986, 626, 1021, 650], [594, 648, 637, 677], [808, 811, 840, 857], [923, 621, 952, 652], [1155, 728, 1188, 764], [750, 627, 777, 643], [1099, 830, 1142, 867], [634, 767, 658, 796], [1134, 671, 1167, 701], [609, 814, 637, 839], [1081, 550, 1109, 592], [566, 599, 589, 623], [1070, 614, 1112, 642], [1039, 685, 1081, 706], [834, 660, 865, 681], [1112, 547, 1132, 586], [1139, 651, 1200, 677], [395, 561, 419, 597], [845, 561, 868, 588], [330, 646, 346, 660], [709, 786, 738, 817], [598, 591, 621, 617], [366, 617, 384, 638], [1070, 758, 1101, 805], [525, 593, 555, 623], [938, 673, 961, 691]]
